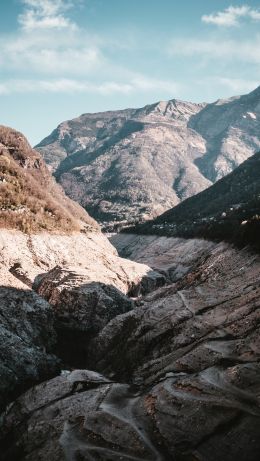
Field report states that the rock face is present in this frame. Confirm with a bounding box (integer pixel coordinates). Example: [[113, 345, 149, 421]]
[[36, 86, 260, 226], [0, 283, 59, 412], [110, 233, 216, 281], [1, 240, 260, 460], [34, 267, 135, 366], [0, 229, 164, 368], [134, 150, 260, 250], [0, 229, 158, 293]]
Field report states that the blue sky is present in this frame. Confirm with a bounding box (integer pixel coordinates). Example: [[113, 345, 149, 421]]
[[0, 0, 260, 145]]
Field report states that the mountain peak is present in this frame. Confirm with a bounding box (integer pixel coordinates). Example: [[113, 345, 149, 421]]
[[36, 86, 260, 229]]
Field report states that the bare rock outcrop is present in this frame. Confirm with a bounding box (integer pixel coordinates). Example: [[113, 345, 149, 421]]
[[0, 230, 162, 293], [0, 228, 165, 369], [0, 283, 59, 412], [2, 363, 258, 461], [1, 240, 259, 460], [110, 233, 216, 280]]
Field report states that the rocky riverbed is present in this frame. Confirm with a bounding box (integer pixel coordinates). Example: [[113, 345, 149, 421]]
[[1, 233, 259, 461]]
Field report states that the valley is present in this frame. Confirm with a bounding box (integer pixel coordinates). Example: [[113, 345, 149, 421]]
[[0, 89, 260, 461]]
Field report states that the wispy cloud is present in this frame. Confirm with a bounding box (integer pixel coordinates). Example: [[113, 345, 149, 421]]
[[0, 34, 103, 75], [202, 5, 260, 27], [0, 0, 103, 76], [18, 0, 77, 31], [0, 79, 131, 95], [0, 77, 181, 96], [0, 0, 182, 97], [168, 36, 260, 64], [1, 0, 258, 103]]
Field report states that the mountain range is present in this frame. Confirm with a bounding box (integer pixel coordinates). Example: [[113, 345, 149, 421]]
[[36, 86, 260, 228]]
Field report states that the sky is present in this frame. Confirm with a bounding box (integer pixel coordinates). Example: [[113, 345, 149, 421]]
[[0, 0, 260, 145]]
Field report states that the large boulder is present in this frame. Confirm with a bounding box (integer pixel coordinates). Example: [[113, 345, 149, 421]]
[[33, 266, 134, 366], [0, 285, 59, 412], [1, 364, 259, 461]]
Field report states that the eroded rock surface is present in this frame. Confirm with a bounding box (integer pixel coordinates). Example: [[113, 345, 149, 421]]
[[1, 241, 259, 460], [0, 284, 59, 412], [0, 230, 162, 294], [0, 371, 164, 461], [110, 233, 216, 281], [33, 267, 134, 365], [0, 229, 164, 368]]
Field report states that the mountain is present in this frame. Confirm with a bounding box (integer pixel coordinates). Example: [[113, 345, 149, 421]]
[[189, 85, 260, 181], [0, 125, 98, 233], [36, 86, 260, 227], [133, 150, 260, 249], [1, 126, 260, 460]]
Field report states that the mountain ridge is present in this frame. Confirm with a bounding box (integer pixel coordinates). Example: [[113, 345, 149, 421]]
[[132, 150, 260, 250], [36, 86, 260, 228], [0, 125, 98, 233]]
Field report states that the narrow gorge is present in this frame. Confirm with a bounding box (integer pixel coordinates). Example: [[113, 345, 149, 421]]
[[0, 126, 259, 460]]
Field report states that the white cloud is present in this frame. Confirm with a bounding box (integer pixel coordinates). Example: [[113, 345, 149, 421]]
[[18, 0, 77, 31], [0, 79, 130, 95], [130, 76, 181, 94], [0, 77, 182, 96], [168, 36, 260, 64], [0, 38, 103, 75], [0, 14, 104, 76], [0, 1, 183, 96], [202, 5, 260, 27]]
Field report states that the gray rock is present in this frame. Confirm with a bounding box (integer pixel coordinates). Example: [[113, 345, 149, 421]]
[[33, 265, 165, 366], [1, 241, 260, 460], [0, 286, 59, 412]]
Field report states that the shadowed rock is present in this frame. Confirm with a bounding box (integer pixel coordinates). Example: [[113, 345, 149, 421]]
[[0, 286, 59, 412], [1, 241, 259, 460]]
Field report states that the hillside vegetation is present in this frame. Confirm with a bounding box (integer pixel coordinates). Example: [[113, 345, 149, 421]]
[[0, 126, 98, 233], [132, 151, 260, 250]]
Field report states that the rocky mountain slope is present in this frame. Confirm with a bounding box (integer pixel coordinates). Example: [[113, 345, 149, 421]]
[[36, 86, 260, 227], [133, 150, 260, 250], [0, 125, 98, 232]]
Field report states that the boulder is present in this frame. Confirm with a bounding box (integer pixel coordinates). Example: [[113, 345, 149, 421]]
[[0, 285, 59, 412]]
